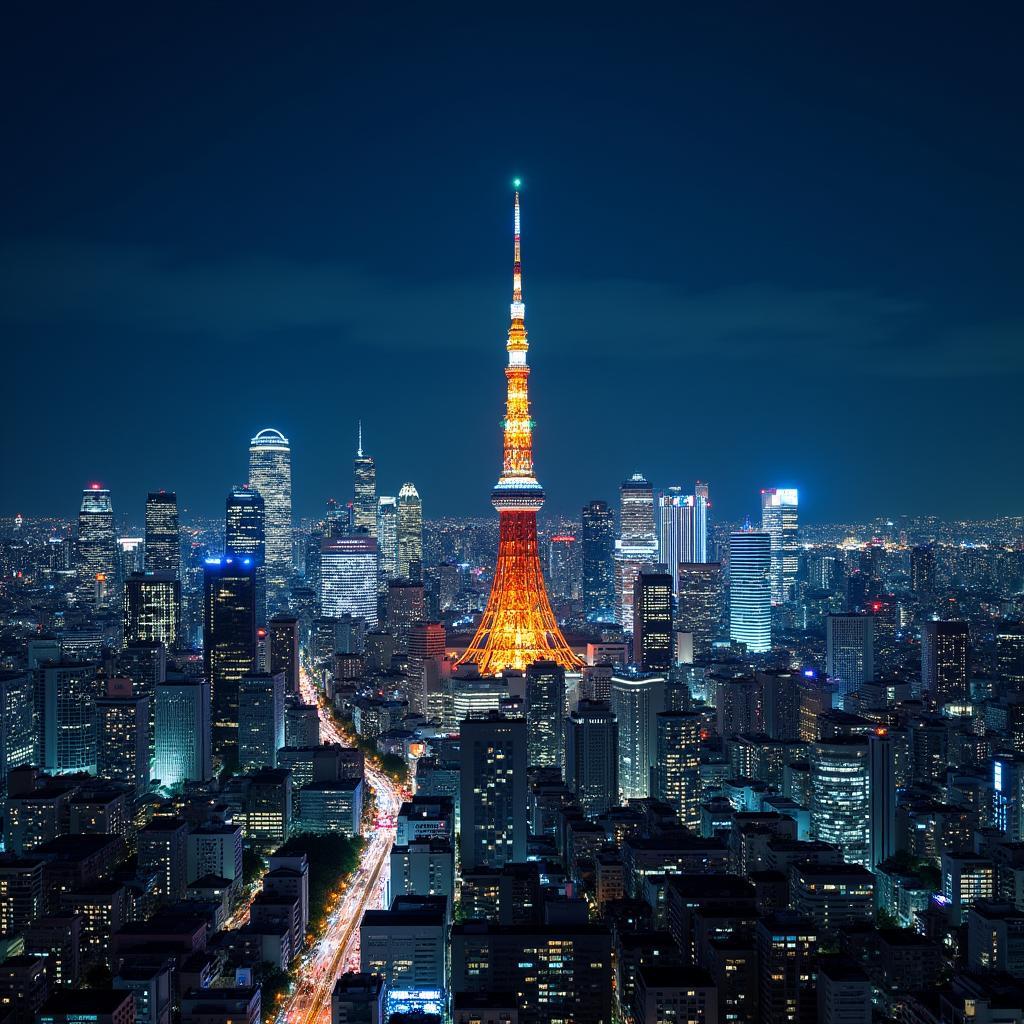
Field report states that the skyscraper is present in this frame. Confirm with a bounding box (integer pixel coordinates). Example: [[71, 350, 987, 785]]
[[525, 660, 565, 769], [459, 712, 528, 870], [154, 678, 212, 787], [95, 678, 150, 795], [320, 535, 379, 627], [226, 485, 266, 626], [920, 620, 970, 702], [377, 497, 399, 583], [77, 485, 117, 607], [407, 621, 446, 719], [123, 572, 180, 649], [610, 669, 665, 800], [0, 671, 36, 782], [633, 567, 673, 670], [676, 562, 723, 659], [42, 662, 99, 774], [144, 491, 179, 576], [203, 556, 256, 763], [615, 474, 658, 629], [826, 614, 874, 706], [761, 488, 799, 605], [238, 672, 285, 771], [566, 700, 618, 818], [810, 736, 870, 868], [456, 189, 581, 675], [396, 483, 423, 581], [547, 534, 578, 601], [269, 614, 300, 694], [353, 422, 377, 537], [868, 728, 896, 870], [658, 484, 710, 589], [728, 529, 772, 654], [654, 711, 701, 830], [582, 500, 616, 623], [248, 428, 292, 613]]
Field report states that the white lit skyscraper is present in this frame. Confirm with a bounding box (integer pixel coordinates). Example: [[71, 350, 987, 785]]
[[581, 500, 616, 623], [615, 473, 658, 629], [353, 422, 377, 537], [654, 711, 701, 830], [760, 488, 799, 605], [238, 672, 285, 771], [154, 678, 212, 787], [728, 528, 772, 653], [377, 497, 399, 583], [144, 491, 180, 576], [810, 736, 871, 868], [658, 483, 710, 590], [320, 535, 379, 627], [610, 669, 665, 800], [77, 484, 117, 607], [397, 483, 423, 581], [248, 428, 292, 613]]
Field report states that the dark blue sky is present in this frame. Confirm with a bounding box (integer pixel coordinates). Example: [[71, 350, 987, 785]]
[[3, 5, 1021, 524]]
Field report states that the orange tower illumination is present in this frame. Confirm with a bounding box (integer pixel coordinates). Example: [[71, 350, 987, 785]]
[[458, 186, 583, 675]]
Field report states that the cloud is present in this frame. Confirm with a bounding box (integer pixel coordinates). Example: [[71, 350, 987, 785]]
[[0, 238, 1017, 376]]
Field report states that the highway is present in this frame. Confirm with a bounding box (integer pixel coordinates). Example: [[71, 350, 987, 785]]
[[273, 671, 403, 1024]]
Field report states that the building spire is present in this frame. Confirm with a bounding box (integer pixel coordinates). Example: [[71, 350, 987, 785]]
[[357, 420, 363, 458]]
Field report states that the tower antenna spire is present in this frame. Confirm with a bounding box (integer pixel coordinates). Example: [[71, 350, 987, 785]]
[[357, 420, 363, 458]]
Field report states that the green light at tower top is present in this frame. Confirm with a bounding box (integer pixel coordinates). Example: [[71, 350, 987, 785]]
[[513, 177, 522, 188]]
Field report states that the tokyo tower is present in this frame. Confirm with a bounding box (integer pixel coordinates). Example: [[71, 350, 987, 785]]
[[457, 186, 583, 675]]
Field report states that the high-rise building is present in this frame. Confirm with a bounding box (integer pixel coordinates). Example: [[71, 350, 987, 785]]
[[456, 191, 581, 675], [759, 669, 802, 741], [756, 914, 820, 1024], [826, 614, 874, 706], [396, 483, 423, 581], [238, 672, 285, 771], [868, 728, 896, 870], [269, 614, 300, 694], [144, 492, 179, 576], [154, 678, 212, 787], [41, 661, 99, 774], [582, 500, 616, 623], [123, 572, 180, 648], [459, 712, 527, 870], [910, 544, 936, 598], [615, 474, 658, 629], [116, 536, 144, 588], [376, 497, 399, 584], [920, 620, 969, 702], [203, 556, 256, 762], [320, 535, 379, 627], [547, 534, 579, 601], [761, 488, 799, 605], [0, 672, 36, 783], [632, 567, 673, 670], [525, 660, 565, 769], [610, 670, 665, 800], [95, 678, 150, 795], [566, 700, 618, 818], [248, 428, 292, 613], [996, 622, 1024, 685], [654, 711, 701, 829], [407, 621, 446, 719], [353, 422, 377, 537], [226, 485, 266, 627], [810, 737, 870, 868], [658, 484, 710, 590], [728, 529, 772, 653], [676, 562, 723, 659], [77, 485, 117, 607]]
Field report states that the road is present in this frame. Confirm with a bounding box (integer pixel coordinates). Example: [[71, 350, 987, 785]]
[[274, 671, 402, 1024]]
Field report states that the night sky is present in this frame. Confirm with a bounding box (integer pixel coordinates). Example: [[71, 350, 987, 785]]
[[2, 6, 1021, 524]]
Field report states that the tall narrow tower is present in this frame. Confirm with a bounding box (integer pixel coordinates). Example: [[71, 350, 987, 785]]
[[458, 187, 582, 675], [353, 421, 377, 536]]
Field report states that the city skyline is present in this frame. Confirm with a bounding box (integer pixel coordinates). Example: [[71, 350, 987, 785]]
[[3, 7, 1022, 522]]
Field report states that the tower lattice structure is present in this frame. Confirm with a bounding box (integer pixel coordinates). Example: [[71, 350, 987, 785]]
[[458, 189, 583, 675]]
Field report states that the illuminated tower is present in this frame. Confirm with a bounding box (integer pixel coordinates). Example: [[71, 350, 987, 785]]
[[248, 428, 292, 614], [353, 422, 377, 537], [397, 483, 423, 581], [457, 187, 582, 675]]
